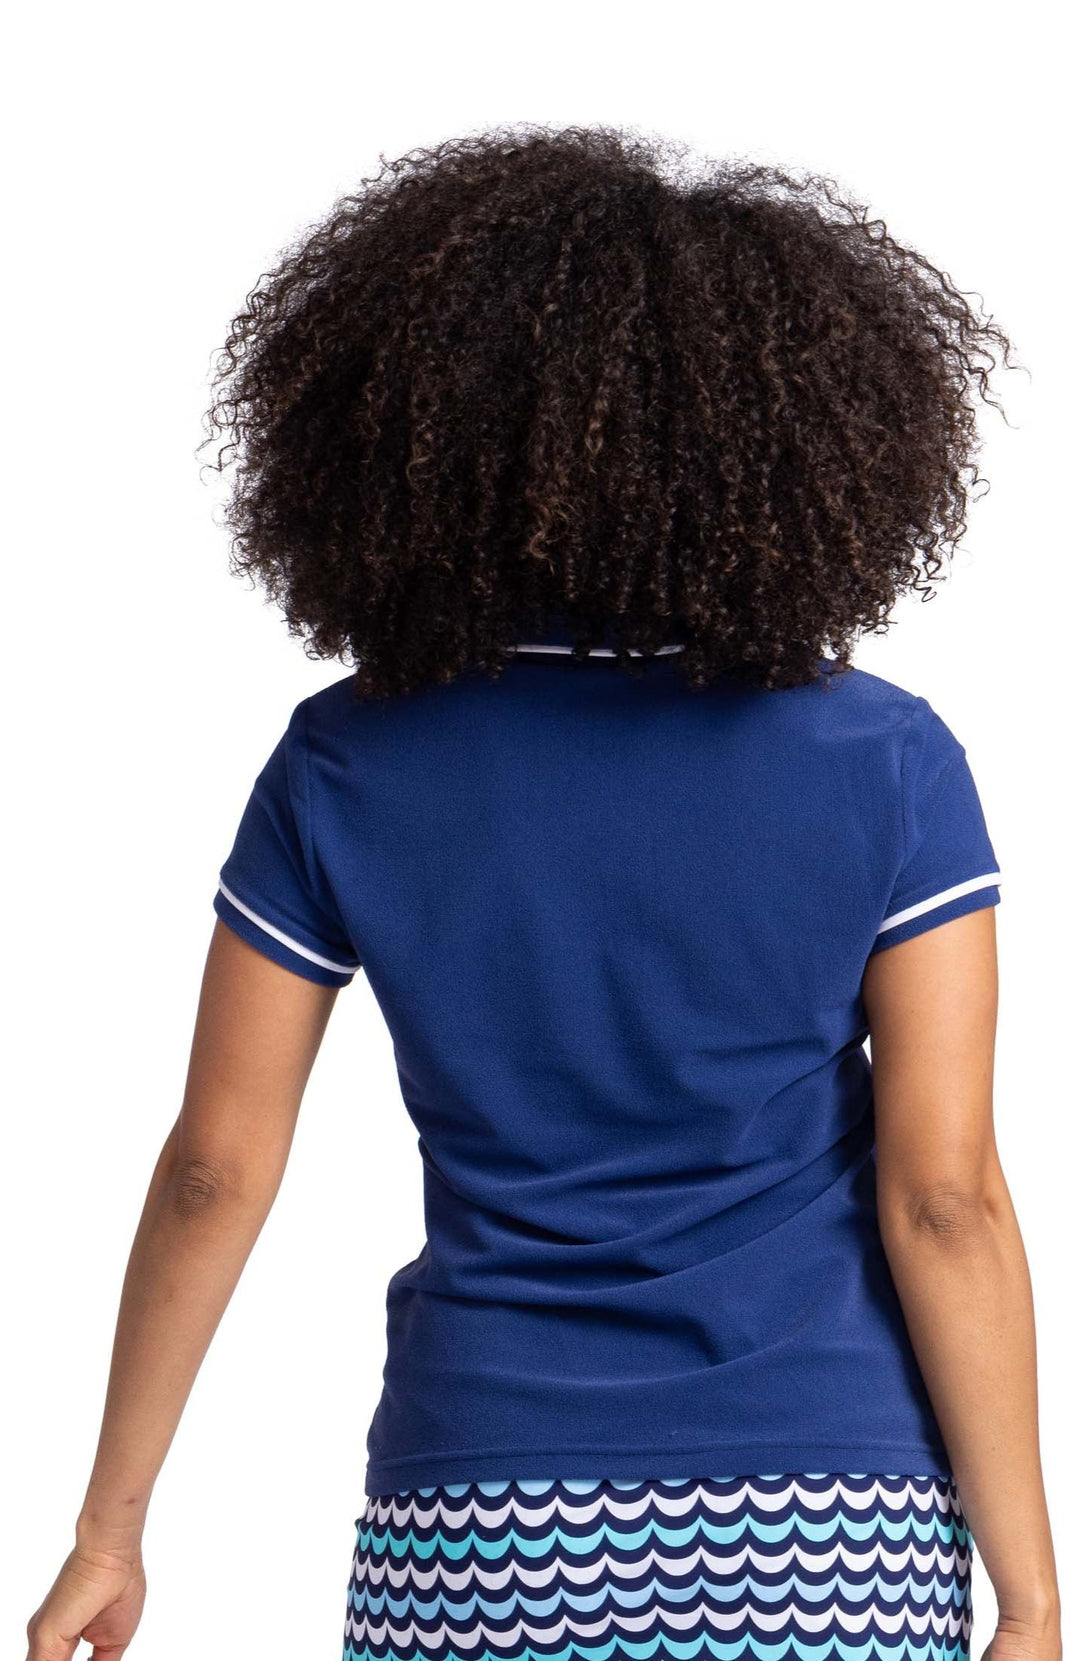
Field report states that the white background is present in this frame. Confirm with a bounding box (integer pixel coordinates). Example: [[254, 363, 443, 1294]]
[[5, 1, 1075, 1653]]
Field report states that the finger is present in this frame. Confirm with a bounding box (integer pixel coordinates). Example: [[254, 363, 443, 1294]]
[[25, 1621, 80, 1661]]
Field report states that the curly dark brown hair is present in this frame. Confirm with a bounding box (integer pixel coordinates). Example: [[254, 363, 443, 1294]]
[[198, 123, 1018, 698]]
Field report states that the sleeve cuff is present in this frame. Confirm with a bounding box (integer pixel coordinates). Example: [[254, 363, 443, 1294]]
[[869, 871, 1001, 955], [213, 881, 360, 987]]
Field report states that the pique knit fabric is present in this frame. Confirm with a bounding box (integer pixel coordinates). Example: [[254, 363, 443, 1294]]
[[212, 645, 1000, 1496]]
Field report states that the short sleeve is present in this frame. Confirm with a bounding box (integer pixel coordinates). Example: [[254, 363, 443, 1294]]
[[869, 696, 1002, 955], [212, 699, 361, 987]]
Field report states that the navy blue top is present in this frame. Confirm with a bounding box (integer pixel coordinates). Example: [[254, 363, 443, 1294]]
[[212, 642, 1001, 1494]]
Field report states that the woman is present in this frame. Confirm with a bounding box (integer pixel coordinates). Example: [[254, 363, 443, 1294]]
[[26, 125, 1061, 1661]]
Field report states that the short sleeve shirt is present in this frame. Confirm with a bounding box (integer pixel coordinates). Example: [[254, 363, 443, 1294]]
[[212, 650, 1001, 1494]]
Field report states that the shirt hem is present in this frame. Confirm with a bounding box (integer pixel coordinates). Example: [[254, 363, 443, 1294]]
[[363, 1438, 954, 1495]]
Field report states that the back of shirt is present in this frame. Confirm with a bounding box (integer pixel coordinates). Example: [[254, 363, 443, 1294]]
[[213, 648, 1001, 1495]]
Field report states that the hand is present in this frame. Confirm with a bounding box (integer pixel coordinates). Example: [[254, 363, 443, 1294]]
[[980, 1610, 1063, 1661], [25, 1541, 146, 1661]]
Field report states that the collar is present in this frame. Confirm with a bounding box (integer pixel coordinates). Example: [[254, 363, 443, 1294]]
[[511, 617, 686, 658], [512, 641, 685, 657]]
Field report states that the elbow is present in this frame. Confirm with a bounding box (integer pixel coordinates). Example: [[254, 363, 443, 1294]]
[[880, 1179, 1008, 1248], [164, 1154, 242, 1220]]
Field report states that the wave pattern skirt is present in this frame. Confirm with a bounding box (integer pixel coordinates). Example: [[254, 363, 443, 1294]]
[[342, 1473, 973, 1661]]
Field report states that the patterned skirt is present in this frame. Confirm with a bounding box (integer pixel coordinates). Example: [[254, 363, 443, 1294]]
[[342, 1473, 973, 1661]]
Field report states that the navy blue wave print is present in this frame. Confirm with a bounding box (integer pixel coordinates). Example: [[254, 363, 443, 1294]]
[[343, 1473, 973, 1661]]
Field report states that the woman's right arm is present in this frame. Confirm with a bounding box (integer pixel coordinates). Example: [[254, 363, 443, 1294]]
[[861, 906, 1062, 1659]]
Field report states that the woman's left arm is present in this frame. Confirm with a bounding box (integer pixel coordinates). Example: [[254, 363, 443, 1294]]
[[26, 919, 341, 1661]]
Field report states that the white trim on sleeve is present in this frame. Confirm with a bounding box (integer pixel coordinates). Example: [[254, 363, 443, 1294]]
[[877, 870, 1002, 935], [217, 879, 360, 973]]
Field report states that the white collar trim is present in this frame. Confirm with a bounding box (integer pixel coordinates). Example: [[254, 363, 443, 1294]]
[[513, 642, 685, 658]]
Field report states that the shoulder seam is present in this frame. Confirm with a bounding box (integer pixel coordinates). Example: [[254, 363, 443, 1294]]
[[920, 747, 966, 828], [291, 697, 318, 889], [900, 698, 969, 862], [898, 695, 926, 872], [297, 695, 364, 972]]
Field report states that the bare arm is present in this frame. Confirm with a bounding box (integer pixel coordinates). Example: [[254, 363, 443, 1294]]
[[861, 907, 1061, 1654], [26, 920, 340, 1661]]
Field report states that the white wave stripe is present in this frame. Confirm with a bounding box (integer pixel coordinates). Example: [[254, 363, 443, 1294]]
[[348, 1578, 975, 1637], [347, 1594, 972, 1652], [366, 1474, 962, 1532], [346, 1481, 972, 1658], [356, 1535, 971, 1596], [350, 1559, 973, 1615], [699, 1601, 971, 1640]]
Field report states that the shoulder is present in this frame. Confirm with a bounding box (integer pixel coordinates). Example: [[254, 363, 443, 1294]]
[[293, 660, 949, 761], [755, 659, 924, 746], [287, 670, 438, 778], [290, 671, 391, 745], [813, 659, 920, 714], [806, 666, 976, 823], [721, 663, 964, 811], [293, 673, 352, 720]]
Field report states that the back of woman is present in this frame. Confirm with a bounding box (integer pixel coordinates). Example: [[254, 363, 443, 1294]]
[[27, 126, 1060, 1661], [215, 639, 999, 1495]]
